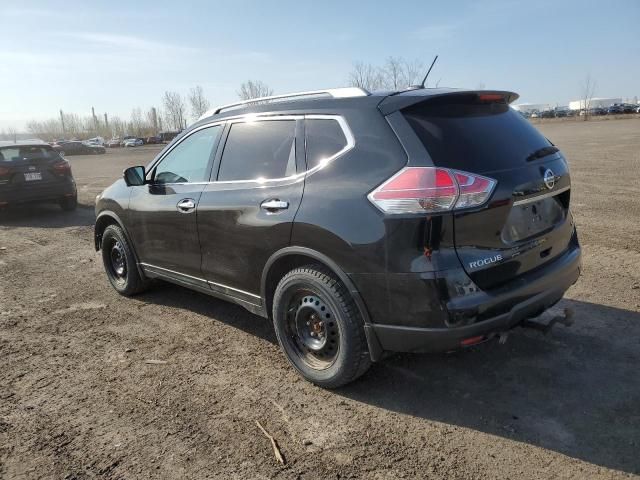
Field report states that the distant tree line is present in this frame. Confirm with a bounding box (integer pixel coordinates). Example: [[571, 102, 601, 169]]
[[0, 64, 605, 141]]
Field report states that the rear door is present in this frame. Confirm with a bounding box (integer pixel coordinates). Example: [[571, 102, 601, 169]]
[[403, 94, 575, 290], [197, 116, 305, 301]]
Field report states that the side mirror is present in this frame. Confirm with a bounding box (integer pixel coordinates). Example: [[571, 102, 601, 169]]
[[123, 166, 146, 186]]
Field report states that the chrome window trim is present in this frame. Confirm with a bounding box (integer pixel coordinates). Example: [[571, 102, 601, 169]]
[[145, 122, 225, 182], [139, 263, 261, 299], [512, 186, 570, 206], [150, 114, 354, 186]]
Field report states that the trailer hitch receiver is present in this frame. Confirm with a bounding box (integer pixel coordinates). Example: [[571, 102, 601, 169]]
[[520, 307, 574, 335]]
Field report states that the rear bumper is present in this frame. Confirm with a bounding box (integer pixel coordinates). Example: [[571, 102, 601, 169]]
[[0, 179, 76, 205], [368, 244, 581, 353]]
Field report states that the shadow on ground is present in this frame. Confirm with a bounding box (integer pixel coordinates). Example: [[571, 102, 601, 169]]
[[0, 203, 95, 228], [339, 299, 640, 475], [134, 283, 640, 475]]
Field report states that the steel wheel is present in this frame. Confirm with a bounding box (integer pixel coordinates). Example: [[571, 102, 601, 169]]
[[107, 239, 127, 283], [285, 291, 340, 370]]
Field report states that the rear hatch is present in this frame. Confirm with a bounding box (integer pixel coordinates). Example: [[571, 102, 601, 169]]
[[0, 145, 68, 189], [402, 93, 575, 290]]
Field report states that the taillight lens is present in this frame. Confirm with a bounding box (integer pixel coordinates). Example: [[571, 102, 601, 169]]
[[368, 167, 496, 214], [0, 166, 10, 176], [53, 161, 71, 174]]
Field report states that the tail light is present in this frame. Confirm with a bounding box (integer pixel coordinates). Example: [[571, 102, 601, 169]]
[[368, 167, 496, 214], [0, 166, 10, 177], [53, 161, 71, 175]]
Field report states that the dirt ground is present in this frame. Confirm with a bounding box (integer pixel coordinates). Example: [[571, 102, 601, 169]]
[[1, 119, 639, 479]]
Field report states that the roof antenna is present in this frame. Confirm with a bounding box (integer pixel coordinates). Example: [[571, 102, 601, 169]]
[[420, 55, 439, 88]]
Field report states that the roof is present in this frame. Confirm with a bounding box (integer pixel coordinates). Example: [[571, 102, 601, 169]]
[[0, 139, 49, 148], [194, 86, 520, 124]]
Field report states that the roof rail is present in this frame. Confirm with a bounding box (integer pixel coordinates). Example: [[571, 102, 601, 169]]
[[199, 87, 370, 120]]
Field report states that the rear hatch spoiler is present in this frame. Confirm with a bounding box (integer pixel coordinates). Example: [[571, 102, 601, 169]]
[[377, 89, 520, 116]]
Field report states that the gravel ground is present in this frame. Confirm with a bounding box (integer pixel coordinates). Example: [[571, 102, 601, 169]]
[[1, 119, 639, 479]]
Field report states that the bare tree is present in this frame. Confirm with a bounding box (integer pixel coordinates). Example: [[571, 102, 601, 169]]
[[383, 57, 404, 90], [351, 58, 425, 91], [162, 91, 186, 130], [348, 61, 384, 91], [188, 85, 210, 120], [237, 80, 274, 100], [129, 108, 146, 136], [581, 74, 597, 121], [401, 58, 425, 87]]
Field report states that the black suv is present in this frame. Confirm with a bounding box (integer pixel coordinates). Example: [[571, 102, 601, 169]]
[[0, 141, 77, 210], [95, 87, 581, 387]]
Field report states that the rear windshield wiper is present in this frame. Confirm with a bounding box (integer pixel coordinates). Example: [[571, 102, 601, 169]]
[[526, 146, 559, 162]]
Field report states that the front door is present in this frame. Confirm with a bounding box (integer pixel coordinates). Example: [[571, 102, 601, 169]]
[[127, 125, 222, 279], [197, 117, 305, 302]]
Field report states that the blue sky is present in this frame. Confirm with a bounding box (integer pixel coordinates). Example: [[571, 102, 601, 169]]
[[1, 0, 638, 129]]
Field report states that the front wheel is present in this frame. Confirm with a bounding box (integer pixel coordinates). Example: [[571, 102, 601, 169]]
[[101, 224, 149, 296], [272, 265, 371, 388]]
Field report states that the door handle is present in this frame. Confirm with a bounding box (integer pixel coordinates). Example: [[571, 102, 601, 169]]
[[260, 199, 289, 211], [177, 198, 196, 213]]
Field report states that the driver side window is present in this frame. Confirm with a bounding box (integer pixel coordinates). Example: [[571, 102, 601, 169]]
[[153, 126, 221, 184]]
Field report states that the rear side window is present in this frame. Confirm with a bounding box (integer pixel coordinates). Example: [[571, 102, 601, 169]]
[[305, 119, 347, 169], [404, 97, 552, 173], [0, 146, 55, 162], [218, 120, 296, 181]]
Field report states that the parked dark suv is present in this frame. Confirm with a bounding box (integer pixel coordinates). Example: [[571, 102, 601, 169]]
[[95, 87, 581, 387], [1, 140, 77, 210]]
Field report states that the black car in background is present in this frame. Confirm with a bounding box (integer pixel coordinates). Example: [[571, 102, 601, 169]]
[[0, 141, 77, 210], [56, 141, 106, 156], [95, 87, 581, 388], [607, 104, 624, 114]]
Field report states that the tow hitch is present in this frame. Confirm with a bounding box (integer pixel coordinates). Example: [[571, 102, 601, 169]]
[[520, 307, 574, 335]]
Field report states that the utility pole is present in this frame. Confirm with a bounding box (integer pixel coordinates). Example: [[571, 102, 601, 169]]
[[91, 107, 98, 134], [151, 107, 158, 134], [60, 109, 66, 137], [104, 113, 109, 135]]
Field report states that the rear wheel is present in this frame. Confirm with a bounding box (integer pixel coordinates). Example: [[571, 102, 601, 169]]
[[59, 194, 77, 211], [273, 265, 371, 388], [101, 224, 149, 296]]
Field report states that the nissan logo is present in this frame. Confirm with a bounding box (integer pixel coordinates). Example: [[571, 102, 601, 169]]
[[543, 169, 556, 190]]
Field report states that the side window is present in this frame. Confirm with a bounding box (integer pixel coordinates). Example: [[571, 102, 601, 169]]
[[154, 126, 221, 184], [217, 120, 296, 181], [305, 119, 348, 170]]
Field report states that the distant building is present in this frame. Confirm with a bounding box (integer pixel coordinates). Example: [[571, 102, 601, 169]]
[[568, 97, 622, 110]]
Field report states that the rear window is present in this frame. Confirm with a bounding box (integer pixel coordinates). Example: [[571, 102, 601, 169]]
[[0, 146, 56, 162], [403, 97, 552, 172]]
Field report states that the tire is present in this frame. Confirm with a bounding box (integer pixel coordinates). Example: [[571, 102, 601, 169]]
[[272, 265, 372, 388], [101, 224, 149, 296], [59, 194, 77, 211]]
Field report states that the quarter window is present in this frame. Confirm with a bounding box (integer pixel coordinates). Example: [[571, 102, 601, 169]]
[[305, 119, 347, 170], [153, 126, 221, 184], [217, 120, 297, 181]]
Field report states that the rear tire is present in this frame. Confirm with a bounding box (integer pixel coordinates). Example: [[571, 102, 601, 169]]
[[273, 265, 372, 388], [59, 195, 77, 211], [101, 224, 149, 296]]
